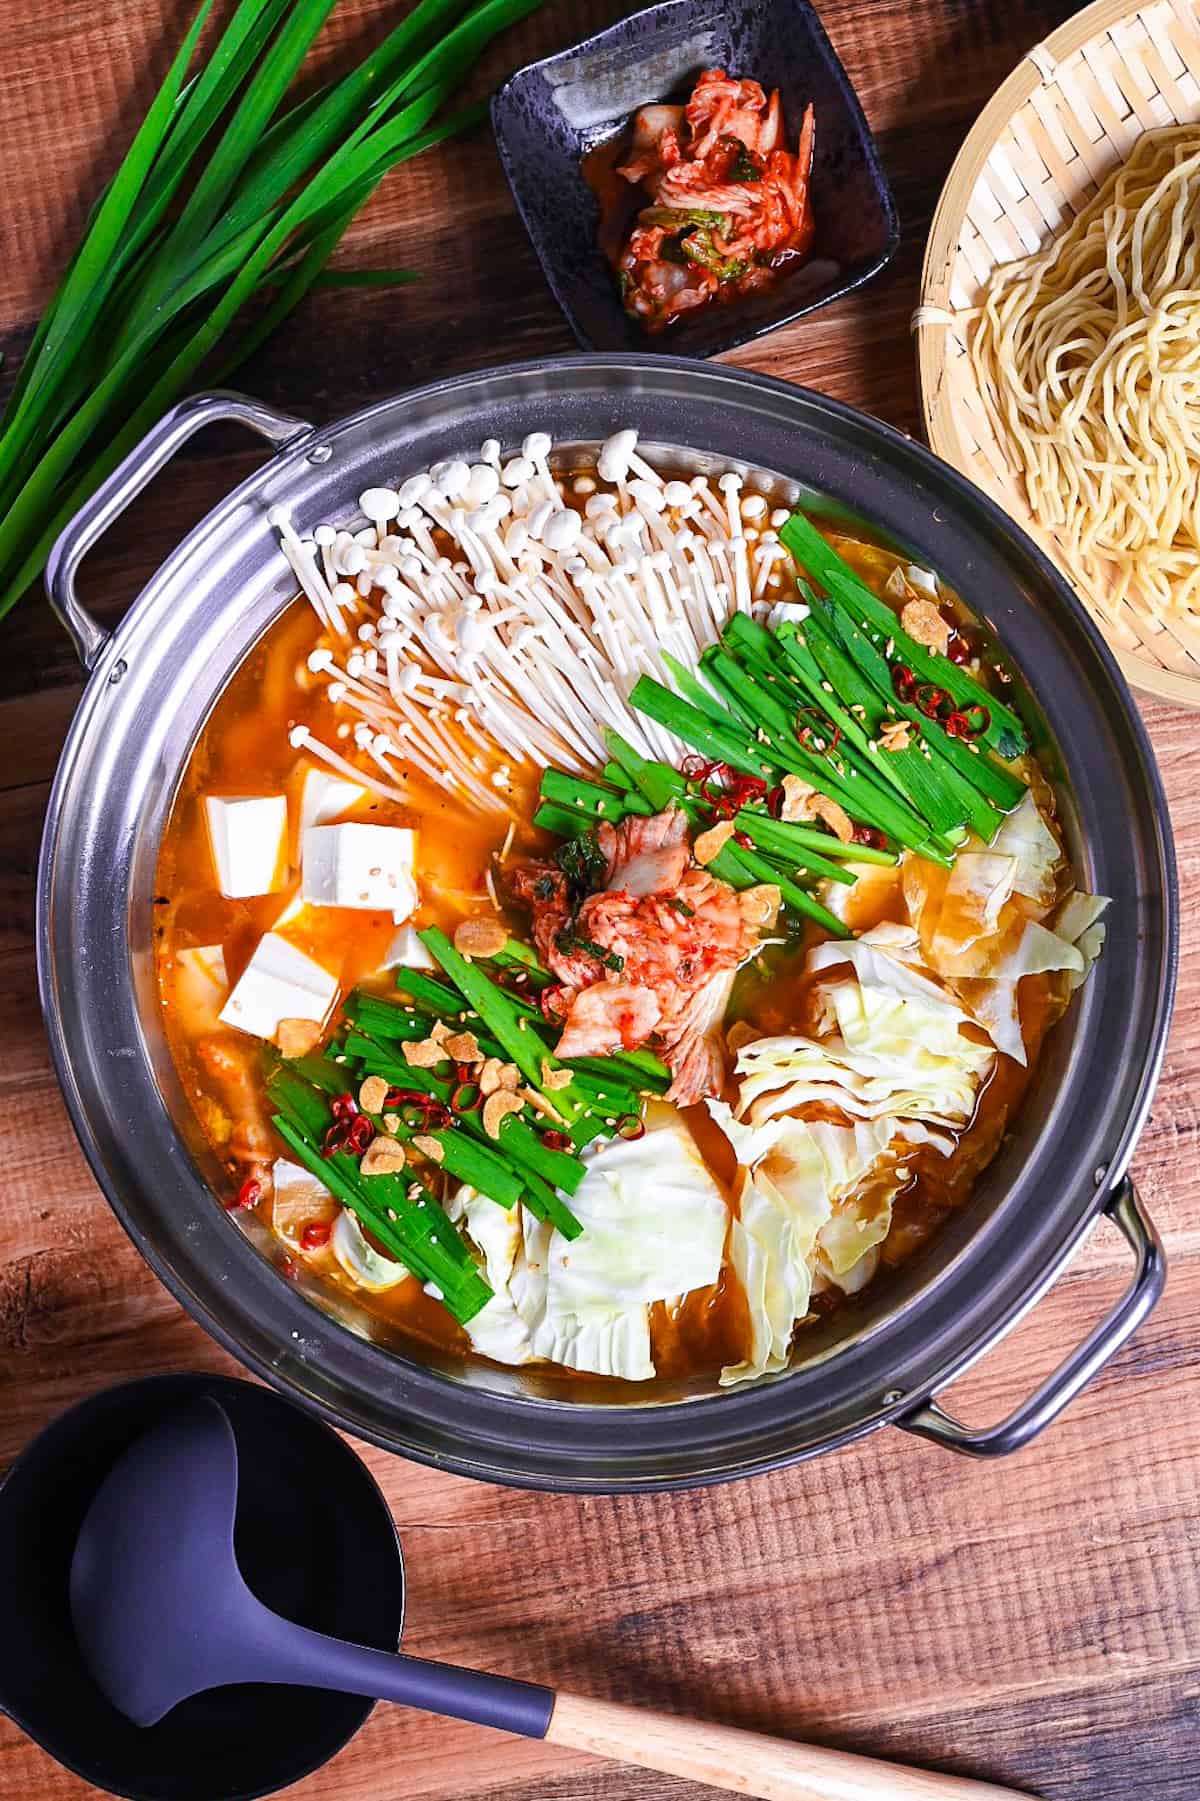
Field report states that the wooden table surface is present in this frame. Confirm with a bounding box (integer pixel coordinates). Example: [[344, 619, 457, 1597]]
[[2, 0, 1198, 1797]]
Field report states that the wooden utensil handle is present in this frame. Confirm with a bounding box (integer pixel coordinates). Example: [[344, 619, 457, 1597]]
[[545, 1693, 1036, 1801]]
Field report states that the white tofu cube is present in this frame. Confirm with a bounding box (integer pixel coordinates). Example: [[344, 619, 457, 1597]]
[[301, 823, 417, 920], [218, 933, 338, 1041], [382, 922, 436, 970], [205, 795, 288, 898], [296, 766, 366, 836], [174, 944, 228, 1036]]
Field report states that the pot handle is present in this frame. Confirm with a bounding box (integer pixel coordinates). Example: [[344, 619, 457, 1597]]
[[897, 1177, 1163, 1458], [44, 389, 313, 671]]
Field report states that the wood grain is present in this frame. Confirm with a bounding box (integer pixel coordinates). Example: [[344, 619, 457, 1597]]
[[0, 2, 1197, 1800]]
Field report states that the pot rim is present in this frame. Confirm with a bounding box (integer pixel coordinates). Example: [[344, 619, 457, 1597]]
[[36, 355, 1178, 1490]]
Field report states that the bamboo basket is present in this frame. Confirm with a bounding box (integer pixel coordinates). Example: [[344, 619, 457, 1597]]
[[916, 0, 1200, 708]]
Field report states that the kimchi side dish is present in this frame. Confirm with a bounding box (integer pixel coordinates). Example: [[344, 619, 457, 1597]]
[[592, 68, 817, 331], [154, 429, 1108, 1389]]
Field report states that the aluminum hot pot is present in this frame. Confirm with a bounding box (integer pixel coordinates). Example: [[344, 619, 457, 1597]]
[[37, 357, 1175, 1491]]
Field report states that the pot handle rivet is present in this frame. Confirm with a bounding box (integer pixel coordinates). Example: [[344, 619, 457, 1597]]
[[45, 390, 315, 673]]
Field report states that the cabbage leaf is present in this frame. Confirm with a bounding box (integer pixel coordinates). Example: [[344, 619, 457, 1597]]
[[508, 1111, 730, 1382], [447, 1185, 534, 1366]]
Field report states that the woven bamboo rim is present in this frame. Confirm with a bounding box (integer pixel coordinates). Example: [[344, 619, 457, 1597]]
[[916, 0, 1200, 709]]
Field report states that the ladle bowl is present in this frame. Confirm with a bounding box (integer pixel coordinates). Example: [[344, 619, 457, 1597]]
[[0, 1373, 403, 1801]]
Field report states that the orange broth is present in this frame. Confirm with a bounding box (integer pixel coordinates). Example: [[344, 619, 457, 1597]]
[[154, 515, 1072, 1385]]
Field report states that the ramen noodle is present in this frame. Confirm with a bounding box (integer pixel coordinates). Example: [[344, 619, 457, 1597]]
[[969, 125, 1200, 638]]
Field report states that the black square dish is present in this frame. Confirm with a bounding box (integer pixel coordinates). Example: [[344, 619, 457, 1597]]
[[491, 0, 900, 357]]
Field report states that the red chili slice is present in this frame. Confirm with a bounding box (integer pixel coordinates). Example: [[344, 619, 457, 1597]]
[[796, 706, 841, 755], [960, 702, 991, 737], [616, 1114, 645, 1141], [324, 1110, 376, 1157], [766, 784, 785, 819], [321, 1123, 349, 1157], [915, 683, 952, 719], [681, 754, 723, 782], [891, 663, 917, 704], [228, 1176, 261, 1211], [346, 1116, 374, 1154], [451, 1081, 482, 1114], [384, 1086, 434, 1109], [539, 985, 568, 1023], [301, 1221, 332, 1250]]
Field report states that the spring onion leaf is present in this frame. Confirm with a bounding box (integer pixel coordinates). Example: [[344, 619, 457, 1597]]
[[0, 0, 543, 616]]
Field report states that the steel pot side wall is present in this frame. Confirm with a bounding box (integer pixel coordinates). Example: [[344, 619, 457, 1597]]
[[36, 358, 1177, 1491]]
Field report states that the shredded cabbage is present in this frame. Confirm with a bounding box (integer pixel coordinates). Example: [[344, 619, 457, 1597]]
[[710, 918, 996, 1379], [736, 941, 992, 1133]]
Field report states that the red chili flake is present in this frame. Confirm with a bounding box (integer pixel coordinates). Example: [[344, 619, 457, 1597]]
[[330, 1093, 359, 1121], [853, 825, 887, 850], [539, 984, 568, 1023], [301, 1221, 332, 1251], [279, 1256, 299, 1281], [733, 830, 754, 849], [891, 663, 918, 704], [946, 631, 971, 666], [539, 1128, 573, 1152], [616, 1114, 646, 1141], [227, 1176, 261, 1212], [451, 1080, 482, 1114], [766, 784, 785, 818]]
